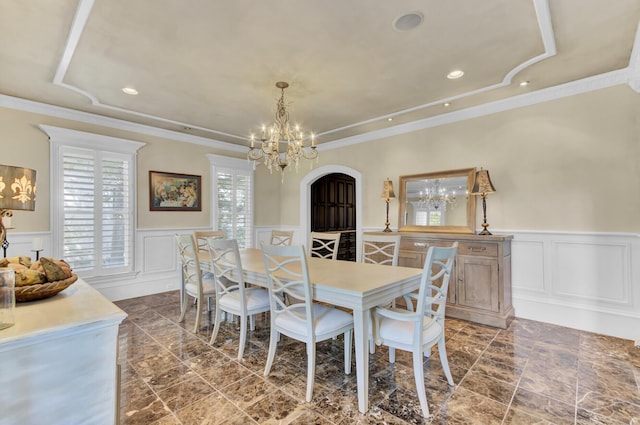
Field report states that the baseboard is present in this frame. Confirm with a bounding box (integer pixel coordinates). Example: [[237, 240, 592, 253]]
[[514, 296, 640, 341], [94, 276, 180, 302]]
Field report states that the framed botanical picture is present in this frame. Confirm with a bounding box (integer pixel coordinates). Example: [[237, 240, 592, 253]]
[[149, 170, 202, 211]]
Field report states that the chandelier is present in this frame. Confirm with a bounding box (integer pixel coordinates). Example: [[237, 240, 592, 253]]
[[247, 82, 318, 178], [418, 179, 457, 211]]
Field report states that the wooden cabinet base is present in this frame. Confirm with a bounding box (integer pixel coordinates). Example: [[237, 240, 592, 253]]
[[368, 231, 514, 329], [446, 303, 514, 329]]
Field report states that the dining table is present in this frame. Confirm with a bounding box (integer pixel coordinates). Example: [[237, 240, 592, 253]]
[[202, 247, 423, 413]]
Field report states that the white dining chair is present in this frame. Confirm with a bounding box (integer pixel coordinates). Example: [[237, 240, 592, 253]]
[[207, 238, 271, 360], [261, 244, 354, 402], [373, 242, 458, 418], [191, 230, 226, 304], [194, 230, 226, 253], [359, 233, 401, 266], [361, 233, 415, 310], [309, 231, 341, 260], [269, 230, 294, 246], [176, 234, 216, 333]]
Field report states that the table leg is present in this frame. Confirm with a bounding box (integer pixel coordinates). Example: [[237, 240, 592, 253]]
[[352, 308, 369, 413]]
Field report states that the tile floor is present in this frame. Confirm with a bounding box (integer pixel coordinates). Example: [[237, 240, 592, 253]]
[[115, 291, 640, 424]]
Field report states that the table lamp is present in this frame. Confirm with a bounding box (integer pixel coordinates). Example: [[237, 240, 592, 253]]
[[471, 168, 496, 235], [381, 178, 395, 232], [0, 165, 37, 256]]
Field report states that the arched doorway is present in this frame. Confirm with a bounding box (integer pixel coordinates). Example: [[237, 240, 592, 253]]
[[311, 173, 356, 261], [300, 165, 362, 261]]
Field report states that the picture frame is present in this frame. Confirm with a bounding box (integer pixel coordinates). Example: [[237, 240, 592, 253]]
[[149, 170, 202, 211]]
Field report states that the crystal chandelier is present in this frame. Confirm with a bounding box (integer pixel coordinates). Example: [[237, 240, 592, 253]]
[[247, 82, 318, 178], [418, 179, 457, 211]]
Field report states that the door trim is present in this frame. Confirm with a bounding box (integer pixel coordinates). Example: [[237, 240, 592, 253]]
[[300, 165, 362, 260]]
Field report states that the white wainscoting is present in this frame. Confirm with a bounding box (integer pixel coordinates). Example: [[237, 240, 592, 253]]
[[508, 230, 640, 341], [6, 228, 639, 340]]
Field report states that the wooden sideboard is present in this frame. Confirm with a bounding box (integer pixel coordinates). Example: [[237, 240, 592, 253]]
[[366, 231, 513, 328]]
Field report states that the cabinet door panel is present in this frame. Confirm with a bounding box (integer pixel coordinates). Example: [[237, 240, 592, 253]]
[[456, 256, 499, 312]]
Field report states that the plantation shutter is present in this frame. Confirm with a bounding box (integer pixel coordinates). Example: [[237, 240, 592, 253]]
[[415, 210, 428, 226], [62, 152, 96, 270], [216, 168, 253, 248], [44, 124, 144, 281], [61, 148, 133, 276], [101, 159, 130, 269]]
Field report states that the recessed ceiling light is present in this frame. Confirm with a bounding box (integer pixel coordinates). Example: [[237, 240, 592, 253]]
[[387, 117, 393, 122], [393, 12, 424, 32], [519, 81, 530, 87], [447, 70, 464, 79], [443, 102, 451, 107], [122, 87, 138, 95]]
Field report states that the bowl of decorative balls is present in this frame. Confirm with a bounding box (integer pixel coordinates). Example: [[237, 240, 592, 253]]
[[0, 256, 77, 302]]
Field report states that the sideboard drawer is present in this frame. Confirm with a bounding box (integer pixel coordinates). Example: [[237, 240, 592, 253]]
[[458, 242, 497, 257], [400, 238, 457, 252], [400, 239, 429, 252]]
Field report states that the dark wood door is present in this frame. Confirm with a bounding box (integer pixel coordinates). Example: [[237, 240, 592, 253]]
[[311, 173, 356, 261]]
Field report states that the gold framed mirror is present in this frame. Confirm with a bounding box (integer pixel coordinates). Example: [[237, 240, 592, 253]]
[[398, 168, 476, 234]]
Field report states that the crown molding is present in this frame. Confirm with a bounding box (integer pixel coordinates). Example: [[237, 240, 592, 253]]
[[318, 68, 631, 152], [0, 66, 632, 156], [0, 94, 246, 153]]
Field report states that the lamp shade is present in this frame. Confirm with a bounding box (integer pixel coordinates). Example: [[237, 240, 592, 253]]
[[0, 165, 37, 211], [471, 169, 496, 195], [381, 178, 396, 200]]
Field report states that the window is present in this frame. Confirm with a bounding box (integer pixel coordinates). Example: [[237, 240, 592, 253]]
[[207, 154, 254, 248], [415, 208, 443, 226], [415, 210, 428, 226], [428, 210, 442, 226], [41, 125, 144, 279]]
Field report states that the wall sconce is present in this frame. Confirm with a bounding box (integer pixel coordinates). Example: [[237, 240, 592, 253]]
[[380, 178, 396, 232], [0, 165, 37, 256], [471, 168, 496, 235]]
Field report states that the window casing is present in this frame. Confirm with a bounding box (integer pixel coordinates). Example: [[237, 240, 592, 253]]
[[207, 154, 254, 248], [42, 125, 144, 279]]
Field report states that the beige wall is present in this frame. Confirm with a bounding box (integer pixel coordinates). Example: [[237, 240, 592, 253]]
[[0, 106, 242, 231], [273, 84, 640, 233], [253, 166, 283, 226], [2, 83, 639, 234]]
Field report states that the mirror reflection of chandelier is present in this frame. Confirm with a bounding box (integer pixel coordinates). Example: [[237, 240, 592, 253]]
[[247, 82, 318, 179], [418, 179, 457, 211]]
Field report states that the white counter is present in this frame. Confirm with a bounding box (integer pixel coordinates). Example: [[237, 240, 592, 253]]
[[0, 279, 127, 425]]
